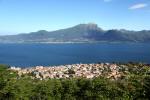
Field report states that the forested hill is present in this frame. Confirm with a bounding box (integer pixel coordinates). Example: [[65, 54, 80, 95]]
[[0, 23, 150, 43], [1, 62, 150, 99]]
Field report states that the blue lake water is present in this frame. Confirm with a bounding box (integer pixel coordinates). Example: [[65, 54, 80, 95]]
[[0, 43, 150, 68]]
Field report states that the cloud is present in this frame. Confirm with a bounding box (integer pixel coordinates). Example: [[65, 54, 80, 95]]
[[104, 0, 112, 2], [129, 3, 148, 10]]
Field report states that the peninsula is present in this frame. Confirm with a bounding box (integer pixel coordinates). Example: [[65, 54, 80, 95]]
[[9, 62, 150, 80], [1, 62, 150, 99]]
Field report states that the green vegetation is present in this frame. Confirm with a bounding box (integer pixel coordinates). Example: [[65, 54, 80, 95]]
[[0, 63, 150, 100], [67, 69, 75, 74]]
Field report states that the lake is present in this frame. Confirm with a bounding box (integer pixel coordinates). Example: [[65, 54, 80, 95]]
[[0, 43, 150, 68]]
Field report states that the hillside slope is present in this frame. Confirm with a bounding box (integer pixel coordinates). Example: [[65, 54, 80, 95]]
[[0, 23, 150, 43]]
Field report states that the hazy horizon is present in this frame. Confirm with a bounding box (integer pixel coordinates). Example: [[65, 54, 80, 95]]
[[0, 0, 150, 35]]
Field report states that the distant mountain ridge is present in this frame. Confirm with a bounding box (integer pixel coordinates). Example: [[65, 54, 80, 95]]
[[0, 23, 150, 43]]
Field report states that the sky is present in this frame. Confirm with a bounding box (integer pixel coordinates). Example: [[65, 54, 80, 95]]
[[0, 0, 150, 35]]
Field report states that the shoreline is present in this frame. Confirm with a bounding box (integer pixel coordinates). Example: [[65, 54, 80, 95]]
[[9, 62, 150, 80], [0, 41, 148, 44]]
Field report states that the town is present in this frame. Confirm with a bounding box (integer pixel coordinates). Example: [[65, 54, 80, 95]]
[[3, 62, 150, 99], [9, 63, 135, 80]]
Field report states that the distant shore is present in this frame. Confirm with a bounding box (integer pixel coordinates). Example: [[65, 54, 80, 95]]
[[0, 41, 145, 44]]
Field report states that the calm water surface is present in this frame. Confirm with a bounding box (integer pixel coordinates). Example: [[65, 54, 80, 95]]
[[0, 43, 150, 68]]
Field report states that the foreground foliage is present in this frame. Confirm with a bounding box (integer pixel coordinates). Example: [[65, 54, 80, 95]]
[[0, 63, 150, 100]]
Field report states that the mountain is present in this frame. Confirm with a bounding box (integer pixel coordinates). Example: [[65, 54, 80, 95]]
[[0, 23, 150, 43]]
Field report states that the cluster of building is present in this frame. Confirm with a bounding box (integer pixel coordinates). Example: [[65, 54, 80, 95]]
[[9, 63, 130, 80]]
